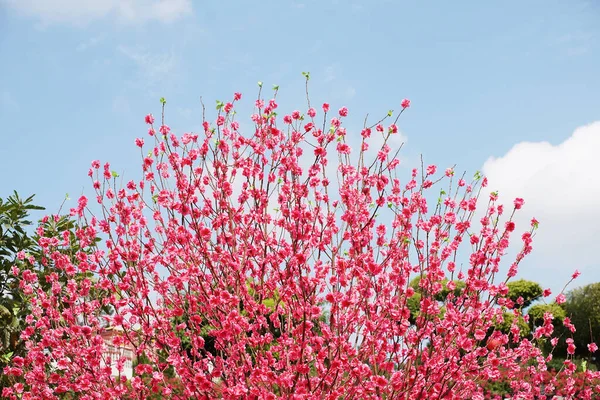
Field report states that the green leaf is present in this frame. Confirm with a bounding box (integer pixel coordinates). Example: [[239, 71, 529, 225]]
[[273, 84, 279, 90], [387, 110, 393, 117], [111, 171, 119, 178], [159, 97, 166, 105], [257, 81, 263, 88]]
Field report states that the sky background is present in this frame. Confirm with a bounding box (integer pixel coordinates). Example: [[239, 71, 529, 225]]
[[0, 0, 599, 298]]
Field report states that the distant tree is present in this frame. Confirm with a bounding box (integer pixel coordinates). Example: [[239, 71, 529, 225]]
[[563, 283, 600, 364], [528, 302, 566, 329], [0, 192, 96, 390], [506, 279, 543, 308], [0, 192, 44, 382], [494, 311, 531, 338]]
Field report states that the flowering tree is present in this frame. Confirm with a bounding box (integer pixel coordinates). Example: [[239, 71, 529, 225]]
[[0, 193, 90, 391], [3, 78, 600, 399]]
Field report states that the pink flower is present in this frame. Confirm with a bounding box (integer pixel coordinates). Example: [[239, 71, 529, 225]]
[[588, 342, 598, 353], [336, 142, 351, 154], [505, 221, 515, 232], [474, 329, 486, 340], [292, 110, 301, 120], [233, 92, 242, 101], [555, 293, 566, 305], [572, 270, 581, 279], [11, 356, 24, 367], [307, 107, 316, 118], [338, 106, 348, 117], [322, 102, 330, 112], [401, 98, 411, 108], [145, 114, 154, 124], [531, 217, 539, 227], [543, 288, 551, 297], [514, 197, 525, 209], [135, 138, 144, 148]]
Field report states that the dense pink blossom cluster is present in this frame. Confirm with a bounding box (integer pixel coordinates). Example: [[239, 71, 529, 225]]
[[3, 84, 599, 399]]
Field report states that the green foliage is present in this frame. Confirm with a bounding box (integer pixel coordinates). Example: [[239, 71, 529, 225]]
[[528, 302, 567, 357], [406, 292, 422, 324], [493, 311, 531, 337], [409, 275, 465, 302], [546, 355, 598, 373], [506, 279, 543, 308], [527, 303, 566, 329], [0, 192, 96, 389], [405, 276, 465, 325], [0, 192, 44, 387], [563, 283, 600, 361]]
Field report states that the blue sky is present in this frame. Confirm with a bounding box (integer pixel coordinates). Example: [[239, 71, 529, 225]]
[[0, 0, 599, 296]]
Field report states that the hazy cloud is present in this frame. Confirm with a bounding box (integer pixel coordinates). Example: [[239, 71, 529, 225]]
[[1, 0, 192, 26], [118, 45, 178, 92], [76, 34, 105, 52]]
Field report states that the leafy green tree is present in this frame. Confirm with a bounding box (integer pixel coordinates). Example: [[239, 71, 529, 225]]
[[563, 283, 600, 364], [506, 279, 543, 308], [528, 303, 566, 329], [493, 311, 531, 337], [408, 275, 466, 302], [406, 275, 465, 324], [1, 192, 97, 389], [0, 192, 44, 376]]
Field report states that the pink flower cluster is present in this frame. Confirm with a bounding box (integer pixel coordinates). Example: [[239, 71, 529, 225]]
[[4, 86, 600, 399]]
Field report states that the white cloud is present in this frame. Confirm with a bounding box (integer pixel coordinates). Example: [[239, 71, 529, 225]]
[[552, 30, 593, 57], [324, 65, 336, 83], [118, 45, 178, 92], [1, 0, 192, 26], [481, 122, 600, 288], [76, 34, 105, 52]]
